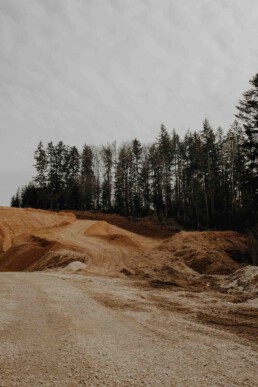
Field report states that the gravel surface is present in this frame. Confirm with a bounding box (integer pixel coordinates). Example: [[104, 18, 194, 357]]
[[0, 272, 257, 386]]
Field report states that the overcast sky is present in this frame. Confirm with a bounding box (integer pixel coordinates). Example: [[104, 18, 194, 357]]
[[0, 0, 258, 205]]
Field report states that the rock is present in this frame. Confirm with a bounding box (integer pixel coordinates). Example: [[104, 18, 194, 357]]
[[63, 261, 87, 272]]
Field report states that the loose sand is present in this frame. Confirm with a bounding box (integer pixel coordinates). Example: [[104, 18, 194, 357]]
[[0, 272, 257, 386], [0, 208, 250, 280], [0, 207, 258, 385]]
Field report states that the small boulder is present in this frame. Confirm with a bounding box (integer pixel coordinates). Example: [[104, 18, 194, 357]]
[[63, 261, 87, 272]]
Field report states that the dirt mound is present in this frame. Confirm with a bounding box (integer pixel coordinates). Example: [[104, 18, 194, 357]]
[[0, 241, 47, 271], [219, 266, 258, 294], [0, 207, 254, 293], [155, 231, 248, 275], [85, 221, 111, 236], [130, 230, 250, 289], [107, 234, 141, 249], [85, 221, 141, 249], [0, 208, 156, 273], [70, 211, 176, 238], [0, 233, 86, 272], [0, 207, 83, 271], [0, 207, 75, 253]]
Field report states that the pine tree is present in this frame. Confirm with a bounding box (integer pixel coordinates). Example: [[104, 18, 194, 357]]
[[148, 144, 163, 216], [33, 141, 48, 208], [34, 141, 48, 188], [158, 124, 173, 217], [46, 141, 66, 210], [64, 146, 81, 209], [101, 144, 114, 211], [223, 121, 245, 221], [131, 139, 142, 216], [20, 182, 39, 208], [81, 145, 94, 210], [236, 73, 258, 212], [114, 143, 133, 215], [64, 146, 80, 185], [200, 119, 220, 227], [171, 130, 184, 222], [92, 146, 101, 210], [140, 146, 151, 216], [10, 188, 21, 208], [181, 130, 203, 227]]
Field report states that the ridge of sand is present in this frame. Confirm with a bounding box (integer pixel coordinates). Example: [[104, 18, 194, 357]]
[[153, 230, 248, 275], [0, 207, 256, 295], [0, 208, 156, 274], [0, 207, 75, 252]]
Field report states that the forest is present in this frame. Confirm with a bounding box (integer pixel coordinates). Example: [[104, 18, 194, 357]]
[[11, 73, 258, 231]]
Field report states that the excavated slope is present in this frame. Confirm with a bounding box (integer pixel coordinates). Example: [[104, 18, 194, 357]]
[[154, 231, 249, 274], [0, 207, 75, 252], [0, 208, 252, 289], [0, 207, 157, 274]]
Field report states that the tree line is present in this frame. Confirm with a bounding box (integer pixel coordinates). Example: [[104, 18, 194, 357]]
[[11, 73, 258, 231]]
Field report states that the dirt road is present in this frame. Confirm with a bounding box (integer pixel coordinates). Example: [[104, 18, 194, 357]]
[[0, 272, 257, 386]]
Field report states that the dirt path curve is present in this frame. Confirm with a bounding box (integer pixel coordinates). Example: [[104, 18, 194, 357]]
[[33, 219, 159, 274], [43, 219, 159, 251], [0, 272, 257, 386]]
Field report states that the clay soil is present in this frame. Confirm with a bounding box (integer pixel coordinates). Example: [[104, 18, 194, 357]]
[[69, 210, 177, 238], [0, 207, 257, 386]]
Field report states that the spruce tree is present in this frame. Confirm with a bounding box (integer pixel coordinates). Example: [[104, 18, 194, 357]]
[[131, 139, 142, 216], [46, 141, 66, 210], [236, 73, 258, 213], [101, 144, 114, 211], [140, 146, 151, 216], [64, 146, 81, 209], [10, 189, 21, 208], [114, 143, 133, 215], [148, 143, 163, 216], [158, 125, 172, 217], [81, 145, 94, 210], [33, 141, 48, 208]]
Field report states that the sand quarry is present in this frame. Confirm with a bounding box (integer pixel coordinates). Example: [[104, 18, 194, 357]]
[[0, 207, 257, 386]]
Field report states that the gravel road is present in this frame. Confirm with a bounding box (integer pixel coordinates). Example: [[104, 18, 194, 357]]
[[0, 272, 257, 386]]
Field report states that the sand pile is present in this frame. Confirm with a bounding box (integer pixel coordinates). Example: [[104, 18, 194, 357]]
[[70, 210, 175, 238], [85, 221, 111, 236], [0, 238, 49, 271], [0, 207, 254, 291], [219, 266, 258, 294], [85, 221, 142, 249], [0, 207, 156, 273], [128, 230, 251, 288], [0, 233, 87, 272], [155, 231, 249, 275], [0, 207, 77, 271], [0, 207, 75, 253]]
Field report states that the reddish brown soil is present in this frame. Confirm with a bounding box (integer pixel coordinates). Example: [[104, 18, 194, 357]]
[[0, 207, 256, 298], [69, 210, 176, 238], [0, 207, 257, 386], [155, 230, 249, 275]]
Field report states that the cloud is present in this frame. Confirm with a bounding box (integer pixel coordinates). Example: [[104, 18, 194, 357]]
[[0, 0, 258, 204]]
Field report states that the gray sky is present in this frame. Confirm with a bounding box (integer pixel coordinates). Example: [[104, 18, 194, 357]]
[[0, 0, 258, 205]]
